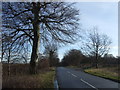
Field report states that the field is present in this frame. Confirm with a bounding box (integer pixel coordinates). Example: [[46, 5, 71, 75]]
[[2, 64, 55, 88]]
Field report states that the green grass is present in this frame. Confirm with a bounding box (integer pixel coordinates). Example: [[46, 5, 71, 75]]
[[39, 69, 55, 88], [66, 65, 79, 68], [84, 67, 120, 82], [3, 67, 55, 88]]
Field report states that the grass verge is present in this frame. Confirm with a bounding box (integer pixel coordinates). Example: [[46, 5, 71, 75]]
[[66, 65, 78, 68], [84, 67, 120, 83], [3, 67, 55, 88]]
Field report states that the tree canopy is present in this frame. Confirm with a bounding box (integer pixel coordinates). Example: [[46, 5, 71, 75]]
[[2, 2, 80, 74]]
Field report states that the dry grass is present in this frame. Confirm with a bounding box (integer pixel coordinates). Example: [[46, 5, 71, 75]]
[[2, 64, 55, 88], [84, 67, 119, 81], [3, 71, 55, 88]]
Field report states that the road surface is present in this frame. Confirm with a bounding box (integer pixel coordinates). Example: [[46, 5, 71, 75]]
[[56, 67, 119, 90]]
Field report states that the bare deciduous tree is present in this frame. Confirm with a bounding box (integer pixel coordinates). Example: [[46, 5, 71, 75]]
[[44, 43, 59, 67], [81, 27, 112, 68], [2, 2, 80, 74]]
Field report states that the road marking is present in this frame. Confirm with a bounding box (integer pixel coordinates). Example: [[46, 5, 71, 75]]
[[54, 79, 59, 90], [67, 71, 71, 73], [67, 71, 77, 77], [71, 73, 77, 77], [67, 71, 98, 89], [81, 79, 98, 90]]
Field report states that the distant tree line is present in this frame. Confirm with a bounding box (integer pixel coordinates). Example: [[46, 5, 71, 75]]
[[61, 49, 84, 66], [61, 49, 119, 68]]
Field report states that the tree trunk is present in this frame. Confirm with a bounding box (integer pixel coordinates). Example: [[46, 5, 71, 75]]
[[8, 49, 10, 76], [1, 39, 4, 62], [95, 53, 98, 68], [1, 52, 3, 63], [30, 2, 40, 74], [30, 33, 40, 74], [49, 51, 54, 67], [95, 45, 99, 68]]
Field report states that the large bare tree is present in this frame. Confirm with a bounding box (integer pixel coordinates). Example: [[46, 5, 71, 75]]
[[2, 2, 80, 74], [81, 27, 112, 68]]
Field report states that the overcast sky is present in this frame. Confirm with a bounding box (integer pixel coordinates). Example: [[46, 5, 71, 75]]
[[58, 2, 118, 60]]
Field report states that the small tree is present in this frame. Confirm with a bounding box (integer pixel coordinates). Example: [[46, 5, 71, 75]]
[[44, 43, 59, 67], [81, 27, 112, 68]]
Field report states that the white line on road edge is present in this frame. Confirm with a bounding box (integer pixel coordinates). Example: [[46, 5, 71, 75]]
[[81, 79, 98, 90], [67, 71, 98, 89], [54, 79, 59, 90]]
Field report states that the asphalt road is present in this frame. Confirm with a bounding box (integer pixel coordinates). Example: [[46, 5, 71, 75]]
[[56, 67, 119, 90]]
